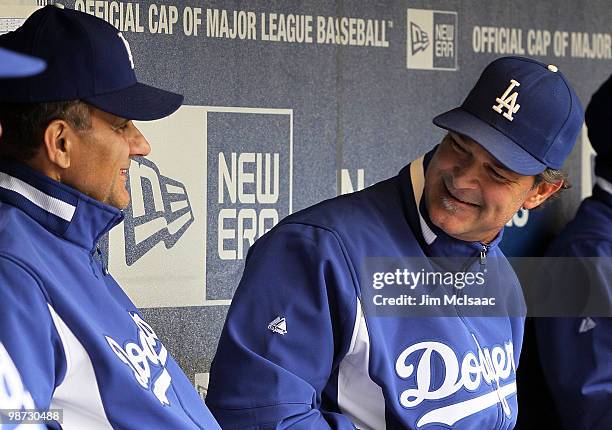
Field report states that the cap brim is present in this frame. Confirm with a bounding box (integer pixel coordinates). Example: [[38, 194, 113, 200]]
[[433, 107, 547, 175], [0, 47, 46, 78], [84, 82, 183, 121]]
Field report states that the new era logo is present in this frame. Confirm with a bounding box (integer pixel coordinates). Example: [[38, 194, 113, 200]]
[[268, 316, 287, 335], [123, 157, 194, 265], [409, 22, 429, 55], [407, 9, 457, 71]]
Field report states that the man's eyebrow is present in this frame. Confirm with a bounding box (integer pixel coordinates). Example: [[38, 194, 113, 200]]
[[112, 118, 129, 128], [453, 132, 517, 175], [490, 159, 507, 170], [449, 132, 465, 144], [487, 160, 518, 179]]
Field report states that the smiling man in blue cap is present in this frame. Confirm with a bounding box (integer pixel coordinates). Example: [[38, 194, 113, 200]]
[[0, 6, 220, 429], [207, 57, 584, 429]]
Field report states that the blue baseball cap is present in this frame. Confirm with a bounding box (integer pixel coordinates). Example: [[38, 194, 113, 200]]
[[433, 56, 584, 175], [0, 5, 182, 120], [0, 47, 45, 78]]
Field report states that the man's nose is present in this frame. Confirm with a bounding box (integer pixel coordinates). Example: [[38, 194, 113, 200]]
[[451, 159, 480, 189], [128, 124, 151, 156]]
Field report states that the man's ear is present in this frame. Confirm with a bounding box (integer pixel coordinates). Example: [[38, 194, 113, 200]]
[[522, 180, 563, 210], [42, 120, 74, 169]]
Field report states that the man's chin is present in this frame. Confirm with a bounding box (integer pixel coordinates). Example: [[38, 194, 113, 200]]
[[117, 198, 130, 210], [107, 194, 130, 210], [429, 208, 470, 238], [434, 219, 461, 237]]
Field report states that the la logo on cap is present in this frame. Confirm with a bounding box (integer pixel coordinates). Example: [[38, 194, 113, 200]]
[[493, 79, 521, 121], [118, 32, 135, 69]]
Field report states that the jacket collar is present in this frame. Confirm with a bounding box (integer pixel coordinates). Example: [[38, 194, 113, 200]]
[[0, 160, 124, 251], [400, 148, 503, 259]]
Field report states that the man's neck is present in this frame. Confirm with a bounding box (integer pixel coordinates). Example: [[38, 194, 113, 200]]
[[24, 153, 61, 182]]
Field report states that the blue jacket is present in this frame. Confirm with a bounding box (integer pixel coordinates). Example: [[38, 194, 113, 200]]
[[0, 161, 220, 429], [535, 180, 612, 429], [207, 153, 525, 429]]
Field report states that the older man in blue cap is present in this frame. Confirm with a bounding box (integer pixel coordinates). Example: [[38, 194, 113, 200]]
[[207, 57, 584, 429], [0, 6, 219, 429]]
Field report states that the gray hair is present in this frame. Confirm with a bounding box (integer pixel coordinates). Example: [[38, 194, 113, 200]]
[[531, 168, 570, 205], [0, 100, 92, 162]]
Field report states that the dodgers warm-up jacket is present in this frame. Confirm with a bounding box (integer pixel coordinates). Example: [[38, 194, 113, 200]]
[[535, 178, 612, 430], [0, 161, 220, 429], [207, 152, 526, 429]]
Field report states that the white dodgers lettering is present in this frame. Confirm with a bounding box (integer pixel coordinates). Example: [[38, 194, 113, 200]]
[[492, 79, 521, 121], [0, 343, 36, 411], [105, 312, 171, 405], [395, 335, 517, 427]]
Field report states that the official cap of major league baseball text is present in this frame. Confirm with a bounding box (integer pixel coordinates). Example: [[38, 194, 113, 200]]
[[433, 56, 584, 175], [0, 5, 183, 120], [0, 47, 45, 78], [585, 73, 612, 182]]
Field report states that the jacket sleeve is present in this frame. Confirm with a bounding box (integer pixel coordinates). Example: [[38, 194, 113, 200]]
[[534, 240, 612, 429], [0, 254, 65, 413], [207, 223, 359, 429]]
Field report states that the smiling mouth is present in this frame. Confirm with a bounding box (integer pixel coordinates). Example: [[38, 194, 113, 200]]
[[442, 181, 480, 208]]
